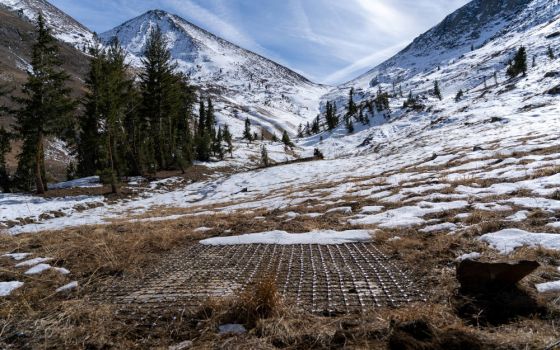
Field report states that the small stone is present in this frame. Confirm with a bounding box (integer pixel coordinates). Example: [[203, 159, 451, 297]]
[[169, 340, 193, 350]]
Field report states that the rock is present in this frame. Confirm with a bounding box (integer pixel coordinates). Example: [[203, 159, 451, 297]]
[[218, 324, 246, 335], [39, 213, 53, 221], [472, 146, 484, 151], [546, 84, 560, 95], [544, 71, 560, 78], [169, 340, 193, 350], [457, 260, 539, 292]]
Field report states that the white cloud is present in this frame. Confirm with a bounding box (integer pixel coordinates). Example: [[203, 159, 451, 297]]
[[323, 41, 410, 84], [164, 0, 263, 52]]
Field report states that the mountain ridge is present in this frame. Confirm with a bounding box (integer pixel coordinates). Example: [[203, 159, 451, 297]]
[[100, 9, 329, 136]]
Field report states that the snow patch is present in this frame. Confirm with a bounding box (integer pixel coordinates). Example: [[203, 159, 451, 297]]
[[480, 229, 560, 254], [0, 281, 24, 296], [200, 230, 373, 245]]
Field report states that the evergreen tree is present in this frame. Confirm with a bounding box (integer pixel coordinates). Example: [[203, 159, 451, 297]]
[[13, 15, 75, 193], [359, 108, 367, 125], [77, 45, 103, 178], [213, 126, 224, 160], [78, 39, 134, 193], [271, 134, 278, 142], [139, 25, 185, 172], [205, 97, 215, 138], [548, 45, 555, 60], [195, 132, 211, 162], [297, 124, 303, 138], [375, 89, 390, 111], [325, 101, 339, 130], [198, 99, 206, 136], [311, 115, 320, 134], [0, 127, 12, 192], [345, 116, 354, 134], [281, 130, 293, 147], [222, 124, 233, 157], [347, 87, 357, 116], [455, 89, 464, 102], [175, 74, 196, 172], [305, 121, 311, 136], [243, 118, 253, 141], [433, 80, 442, 100], [506, 46, 527, 78], [260, 145, 270, 167]]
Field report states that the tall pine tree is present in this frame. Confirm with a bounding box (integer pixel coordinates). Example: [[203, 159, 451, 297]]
[[139, 25, 184, 173], [347, 87, 357, 116], [506, 46, 527, 78], [0, 127, 11, 192], [13, 14, 75, 193]]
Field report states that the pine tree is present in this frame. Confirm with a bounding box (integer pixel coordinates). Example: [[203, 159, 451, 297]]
[[433, 80, 442, 100], [548, 45, 555, 60], [455, 89, 464, 102], [506, 46, 527, 78], [175, 74, 196, 172], [243, 118, 253, 141], [13, 14, 76, 193], [297, 124, 303, 138], [345, 116, 354, 134], [260, 145, 270, 167], [305, 121, 311, 136], [359, 108, 366, 125], [0, 127, 12, 192], [139, 25, 185, 172], [311, 115, 320, 134], [78, 39, 134, 193], [375, 89, 390, 111], [206, 97, 216, 138], [198, 99, 206, 136], [325, 101, 339, 130], [347, 87, 357, 116], [213, 126, 224, 160], [281, 130, 293, 147], [222, 124, 233, 157], [77, 44, 103, 178], [195, 132, 211, 162]]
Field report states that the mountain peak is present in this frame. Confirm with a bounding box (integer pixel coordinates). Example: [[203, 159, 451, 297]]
[[0, 0, 95, 50], [142, 9, 173, 19], [101, 8, 327, 136]]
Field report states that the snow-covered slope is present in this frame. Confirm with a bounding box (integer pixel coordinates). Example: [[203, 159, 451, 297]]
[[316, 0, 560, 154], [101, 10, 329, 137], [344, 0, 544, 90], [0, 0, 95, 51]]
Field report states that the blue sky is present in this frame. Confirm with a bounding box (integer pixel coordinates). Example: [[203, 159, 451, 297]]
[[50, 0, 469, 84]]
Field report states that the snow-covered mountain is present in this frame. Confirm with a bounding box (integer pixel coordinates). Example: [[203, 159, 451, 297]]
[[101, 10, 329, 137], [312, 0, 560, 158], [344, 0, 554, 90], [0, 0, 95, 51]]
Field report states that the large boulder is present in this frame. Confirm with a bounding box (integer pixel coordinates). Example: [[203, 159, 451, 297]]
[[456, 260, 539, 292]]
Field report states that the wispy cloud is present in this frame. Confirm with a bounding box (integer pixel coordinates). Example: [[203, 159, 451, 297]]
[[323, 41, 410, 85], [50, 0, 470, 84]]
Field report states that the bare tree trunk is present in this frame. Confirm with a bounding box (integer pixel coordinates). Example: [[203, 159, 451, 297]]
[[35, 132, 45, 194]]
